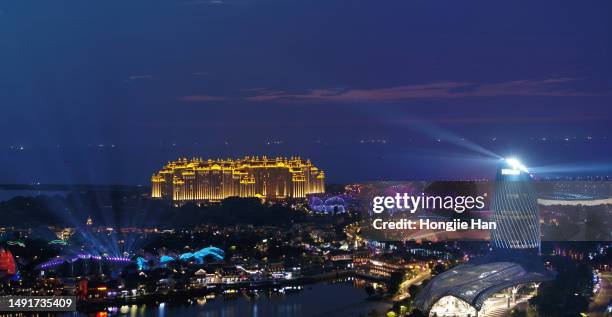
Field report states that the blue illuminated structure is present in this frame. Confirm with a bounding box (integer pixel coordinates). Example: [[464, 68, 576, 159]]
[[179, 253, 193, 261], [136, 257, 149, 271], [48, 240, 68, 246], [309, 197, 324, 211], [323, 196, 346, 213], [39, 258, 64, 269], [179, 247, 225, 264], [491, 158, 540, 253], [135, 247, 225, 270], [37, 254, 131, 270], [40, 247, 225, 271], [309, 195, 347, 214], [7, 241, 25, 248]]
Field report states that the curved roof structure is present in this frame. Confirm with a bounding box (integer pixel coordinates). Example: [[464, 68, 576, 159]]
[[309, 196, 324, 206], [414, 261, 554, 312], [179, 246, 225, 264], [324, 196, 345, 206]]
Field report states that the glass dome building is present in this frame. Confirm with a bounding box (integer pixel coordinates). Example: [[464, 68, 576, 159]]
[[414, 158, 555, 316]]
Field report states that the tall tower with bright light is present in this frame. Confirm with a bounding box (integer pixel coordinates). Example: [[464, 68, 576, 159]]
[[490, 158, 541, 254]]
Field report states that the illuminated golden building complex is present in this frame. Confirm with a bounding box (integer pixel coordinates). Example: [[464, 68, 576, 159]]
[[151, 156, 325, 202]]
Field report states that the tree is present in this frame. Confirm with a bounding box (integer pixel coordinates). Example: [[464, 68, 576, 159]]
[[510, 309, 527, 317], [365, 284, 375, 296], [388, 271, 404, 295], [529, 258, 593, 317], [432, 263, 446, 275], [407, 310, 427, 317]]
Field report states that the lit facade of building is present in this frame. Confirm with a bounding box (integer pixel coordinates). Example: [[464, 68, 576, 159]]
[[151, 156, 325, 202], [490, 158, 541, 252], [414, 158, 555, 316]]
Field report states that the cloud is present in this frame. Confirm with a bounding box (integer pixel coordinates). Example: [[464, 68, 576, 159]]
[[178, 77, 605, 104], [182, 0, 248, 6], [179, 95, 226, 102], [242, 78, 602, 103]]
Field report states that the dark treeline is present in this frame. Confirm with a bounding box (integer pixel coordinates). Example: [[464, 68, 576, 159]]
[[0, 184, 144, 191], [0, 191, 349, 229], [529, 256, 594, 317]]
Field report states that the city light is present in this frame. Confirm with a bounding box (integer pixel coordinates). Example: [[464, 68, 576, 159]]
[[505, 158, 529, 173], [1, 2, 609, 316], [151, 156, 325, 202]]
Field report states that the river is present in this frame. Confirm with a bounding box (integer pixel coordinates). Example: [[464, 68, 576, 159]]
[[60, 280, 392, 317]]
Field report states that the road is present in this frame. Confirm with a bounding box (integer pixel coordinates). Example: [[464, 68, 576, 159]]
[[393, 270, 431, 301], [589, 272, 612, 317]]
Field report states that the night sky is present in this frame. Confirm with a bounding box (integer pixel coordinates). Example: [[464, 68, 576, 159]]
[[0, 1, 611, 184]]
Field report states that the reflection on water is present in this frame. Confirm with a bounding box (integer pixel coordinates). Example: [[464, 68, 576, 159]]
[[61, 280, 391, 317]]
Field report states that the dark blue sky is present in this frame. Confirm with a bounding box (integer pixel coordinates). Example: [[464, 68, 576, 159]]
[[0, 0, 611, 184]]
